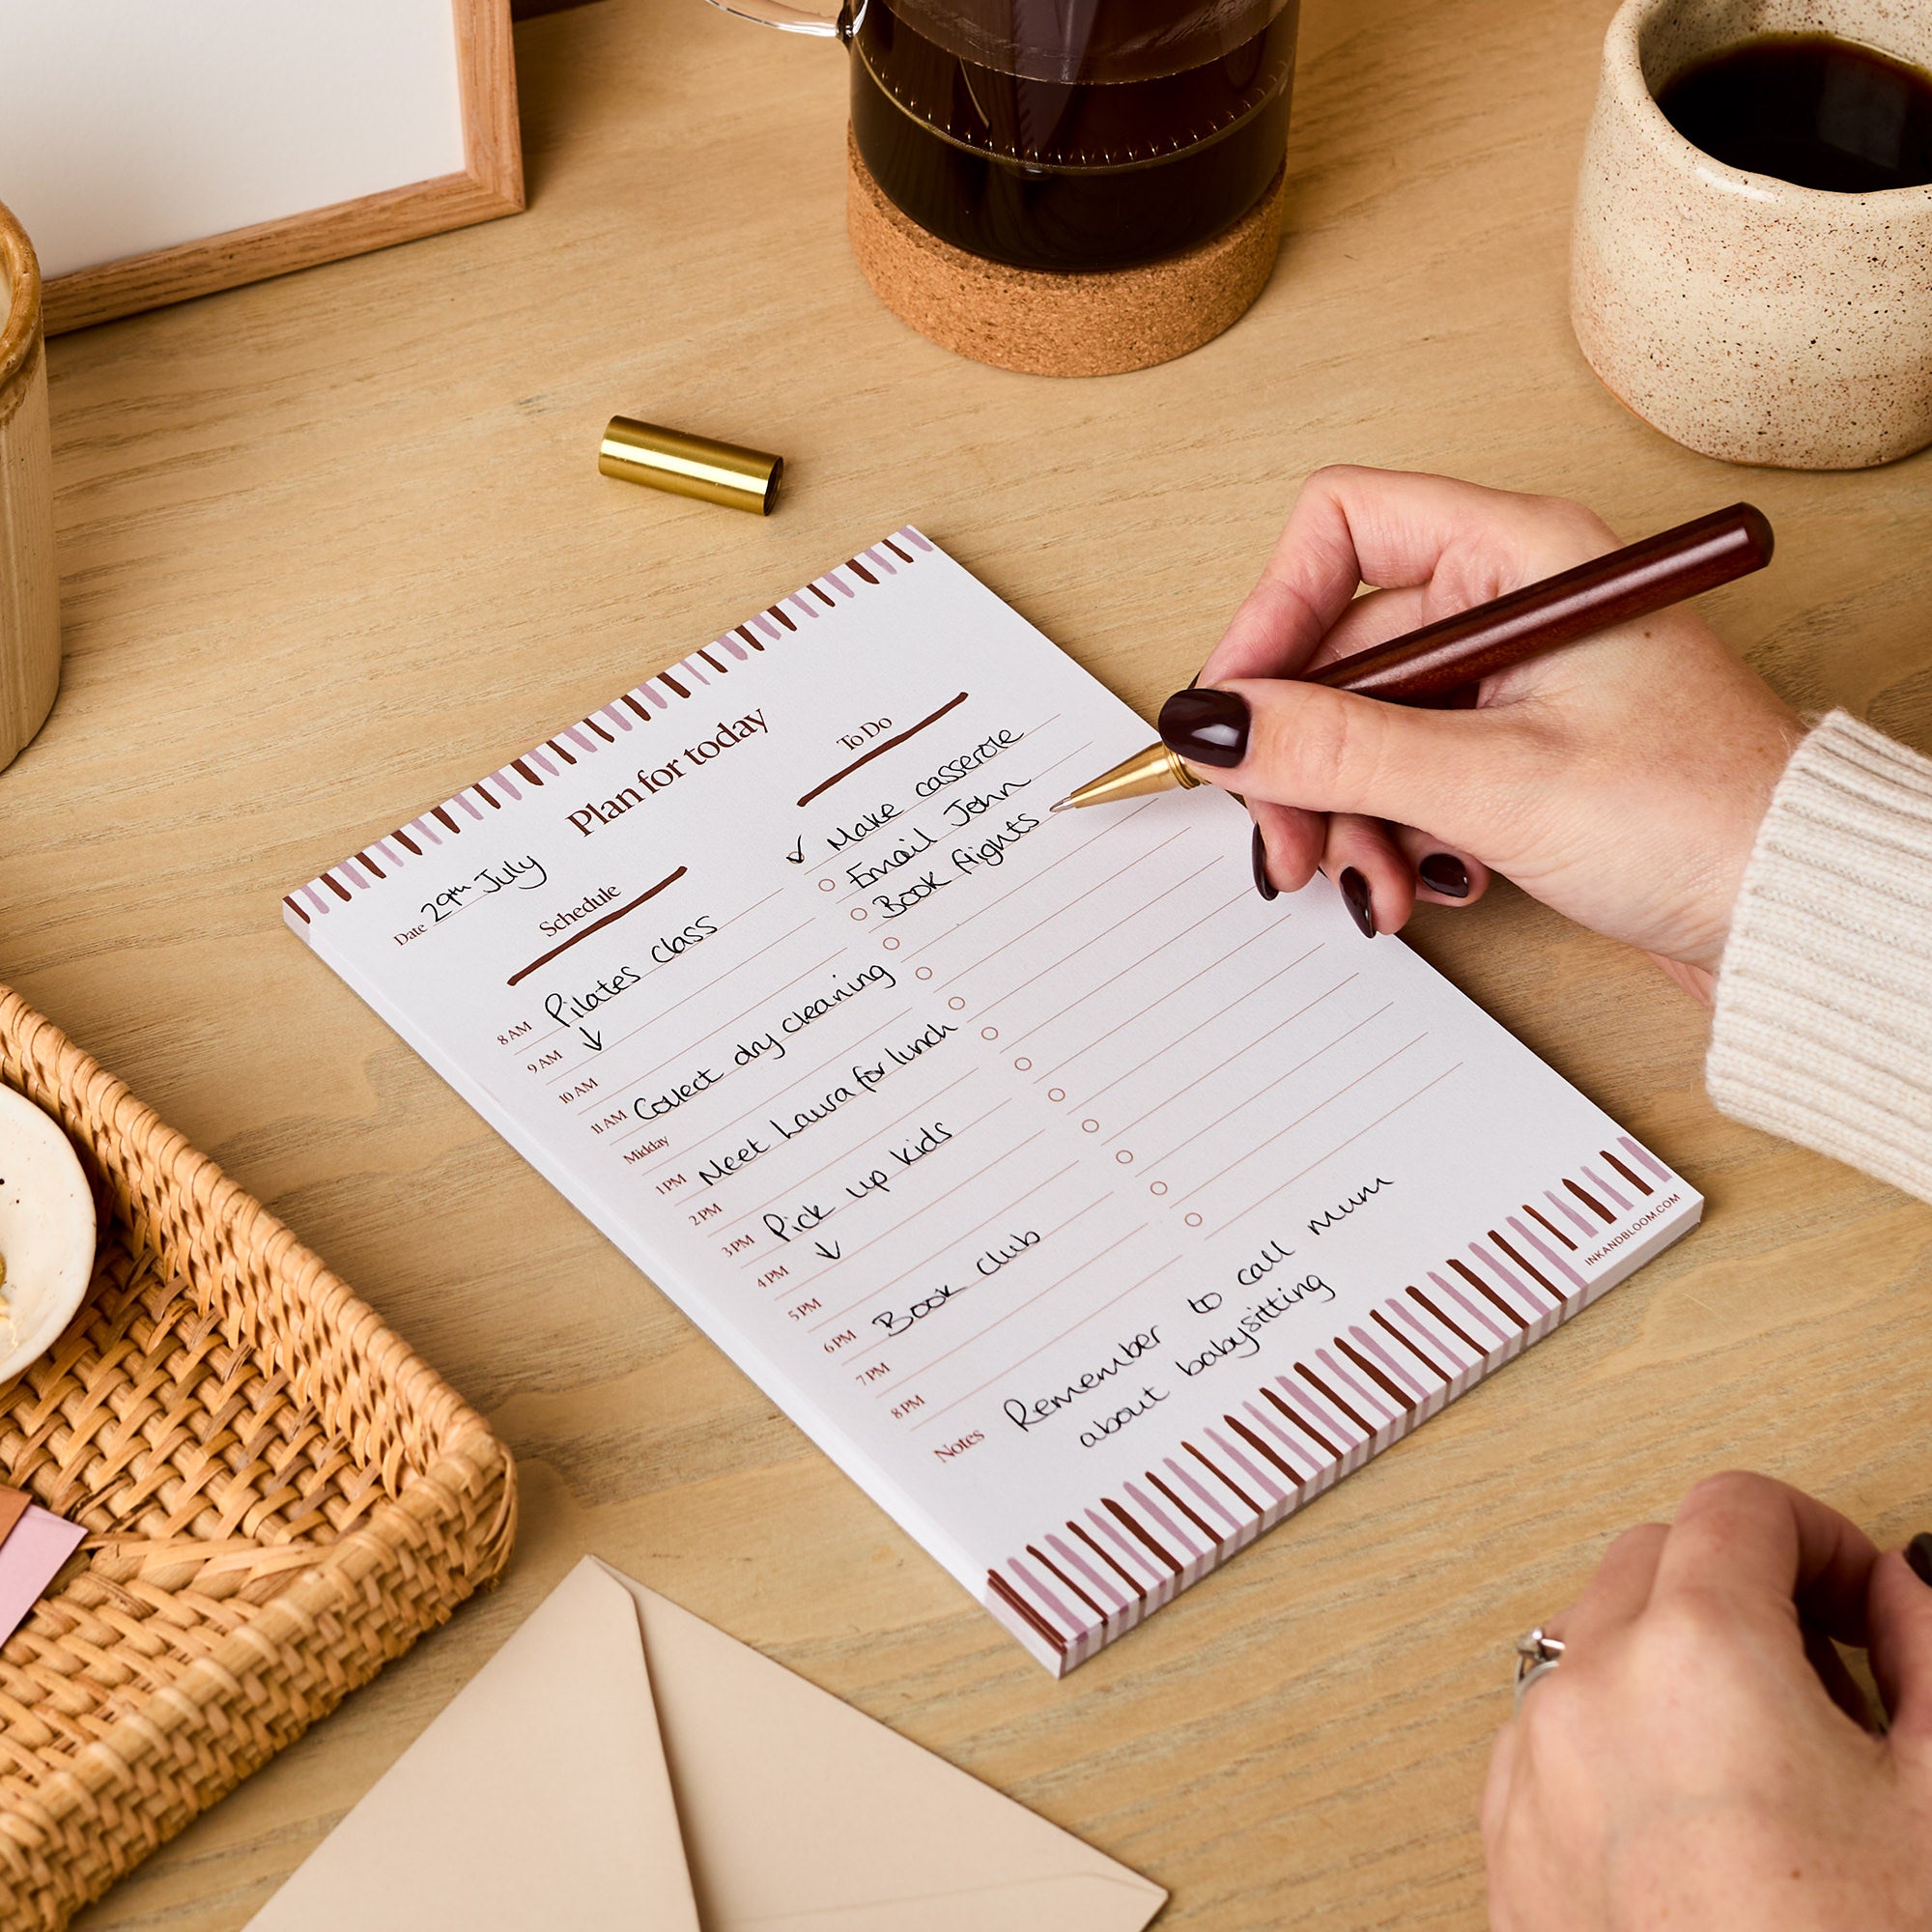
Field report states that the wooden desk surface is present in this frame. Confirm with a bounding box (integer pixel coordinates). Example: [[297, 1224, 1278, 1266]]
[[20, 0, 1931, 1924]]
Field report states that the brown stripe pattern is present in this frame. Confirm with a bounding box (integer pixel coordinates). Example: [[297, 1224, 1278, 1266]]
[[982, 1150, 1690, 1672]]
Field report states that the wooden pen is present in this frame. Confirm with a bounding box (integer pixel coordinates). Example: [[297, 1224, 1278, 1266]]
[[1049, 502, 1775, 812]]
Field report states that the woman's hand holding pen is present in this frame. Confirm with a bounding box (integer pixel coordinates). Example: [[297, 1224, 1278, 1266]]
[[1483, 1475, 1932, 1932], [1174, 468, 1804, 997], [1178, 473, 1932, 1921]]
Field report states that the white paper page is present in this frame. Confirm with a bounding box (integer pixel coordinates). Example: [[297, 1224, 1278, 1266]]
[[286, 528, 1700, 1673], [0, 1, 467, 278]]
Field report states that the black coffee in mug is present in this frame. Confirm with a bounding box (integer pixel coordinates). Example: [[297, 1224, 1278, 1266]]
[[1657, 32, 1932, 192]]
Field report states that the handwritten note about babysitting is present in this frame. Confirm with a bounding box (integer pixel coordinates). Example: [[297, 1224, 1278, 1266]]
[[288, 528, 1701, 1673]]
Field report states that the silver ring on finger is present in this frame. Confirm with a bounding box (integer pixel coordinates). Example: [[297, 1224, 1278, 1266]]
[[1513, 1627, 1565, 1709]]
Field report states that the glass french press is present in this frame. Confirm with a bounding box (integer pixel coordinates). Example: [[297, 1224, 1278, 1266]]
[[706, 0, 1299, 368]]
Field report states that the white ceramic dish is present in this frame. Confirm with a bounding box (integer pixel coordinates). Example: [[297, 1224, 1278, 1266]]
[[0, 1083, 96, 1379]]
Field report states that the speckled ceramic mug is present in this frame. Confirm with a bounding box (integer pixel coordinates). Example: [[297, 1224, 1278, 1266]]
[[1572, 0, 1932, 469]]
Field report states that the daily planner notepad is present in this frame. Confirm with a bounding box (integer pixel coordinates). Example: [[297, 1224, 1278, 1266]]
[[288, 528, 1700, 1673]]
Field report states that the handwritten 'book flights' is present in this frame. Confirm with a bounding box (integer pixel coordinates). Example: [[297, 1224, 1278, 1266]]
[[287, 529, 1700, 1673]]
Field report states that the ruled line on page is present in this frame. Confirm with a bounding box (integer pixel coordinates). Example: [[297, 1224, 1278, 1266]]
[[996, 883, 1250, 1044], [547, 935, 841, 1088], [809, 1150, 1077, 1325], [939, 831, 1190, 989], [796, 693, 972, 809], [1060, 941, 1323, 1107], [1108, 982, 1370, 1148], [614, 1006, 916, 1162], [1206, 1062, 1466, 1234], [801, 724, 1086, 879], [901, 800, 1162, 961], [974, 877, 1229, 1028], [798, 1122, 1049, 1321], [872, 1214, 1145, 1397], [721, 1067, 989, 1236], [506, 867, 688, 986], [1170, 1030, 1429, 1205], [913, 1255, 1183, 1429], [594, 942, 844, 1091]]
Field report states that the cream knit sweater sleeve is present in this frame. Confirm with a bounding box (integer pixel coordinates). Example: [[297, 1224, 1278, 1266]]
[[1708, 710, 1932, 1204]]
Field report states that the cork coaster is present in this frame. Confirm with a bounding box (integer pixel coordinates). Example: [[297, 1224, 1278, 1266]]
[[846, 131, 1286, 378]]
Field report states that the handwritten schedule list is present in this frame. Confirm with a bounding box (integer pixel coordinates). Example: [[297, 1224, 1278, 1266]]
[[289, 531, 1699, 1672]]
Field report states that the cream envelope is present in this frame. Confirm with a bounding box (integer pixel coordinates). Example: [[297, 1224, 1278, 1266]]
[[248, 1555, 1167, 1932], [247, 1557, 700, 1932]]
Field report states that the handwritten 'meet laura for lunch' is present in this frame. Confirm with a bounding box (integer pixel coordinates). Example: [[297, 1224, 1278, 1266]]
[[287, 529, 1700, 1673]]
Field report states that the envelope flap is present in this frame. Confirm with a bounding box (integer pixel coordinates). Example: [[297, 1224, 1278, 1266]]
[[747, 1871, 1170, 1932], [249, 1559, 700, 1932], [596, 1563, 1164, 1932]]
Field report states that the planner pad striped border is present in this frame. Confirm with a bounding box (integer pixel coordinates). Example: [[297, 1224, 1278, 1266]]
[[984, 1138, 1689, 1667]]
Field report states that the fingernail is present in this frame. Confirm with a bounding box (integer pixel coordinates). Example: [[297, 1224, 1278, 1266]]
[[1157, 688, 1249, 769], [1339, 867, 1376, 938], [1251, 825, 1278, 902], [1419, 852, 1469, 899], [1909, 1533, 1932, 1587]]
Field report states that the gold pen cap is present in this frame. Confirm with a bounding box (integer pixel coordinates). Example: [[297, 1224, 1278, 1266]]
[[598, 416, 783, 516], [1051, 740, 1202, 811]]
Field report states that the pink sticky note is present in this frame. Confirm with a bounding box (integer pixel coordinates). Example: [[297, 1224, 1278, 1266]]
[[0, 1506, 84, 1643]]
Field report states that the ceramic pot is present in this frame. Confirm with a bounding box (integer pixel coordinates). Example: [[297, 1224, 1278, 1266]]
[[0, 200, 58, 773], [1571, 0, 1932, 469]]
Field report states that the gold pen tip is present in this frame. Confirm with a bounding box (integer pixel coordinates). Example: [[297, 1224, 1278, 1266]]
[[1048, 741, 1196, 814]]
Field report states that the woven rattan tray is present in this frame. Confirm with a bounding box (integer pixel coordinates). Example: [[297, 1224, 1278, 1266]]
[[0, 986, 516, 1929]]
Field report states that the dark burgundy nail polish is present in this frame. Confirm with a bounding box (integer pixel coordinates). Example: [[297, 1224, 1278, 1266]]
[[1419, 852, 1469, 899], [1157, 688, 1249, 769], [1339, 867, 1376, 937], [1251, 825, 1278, 902], [1909, 1533, 1932, 1587]]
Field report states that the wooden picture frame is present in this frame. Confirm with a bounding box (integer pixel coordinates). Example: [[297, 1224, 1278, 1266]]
[[35, 1, 524, 336]]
